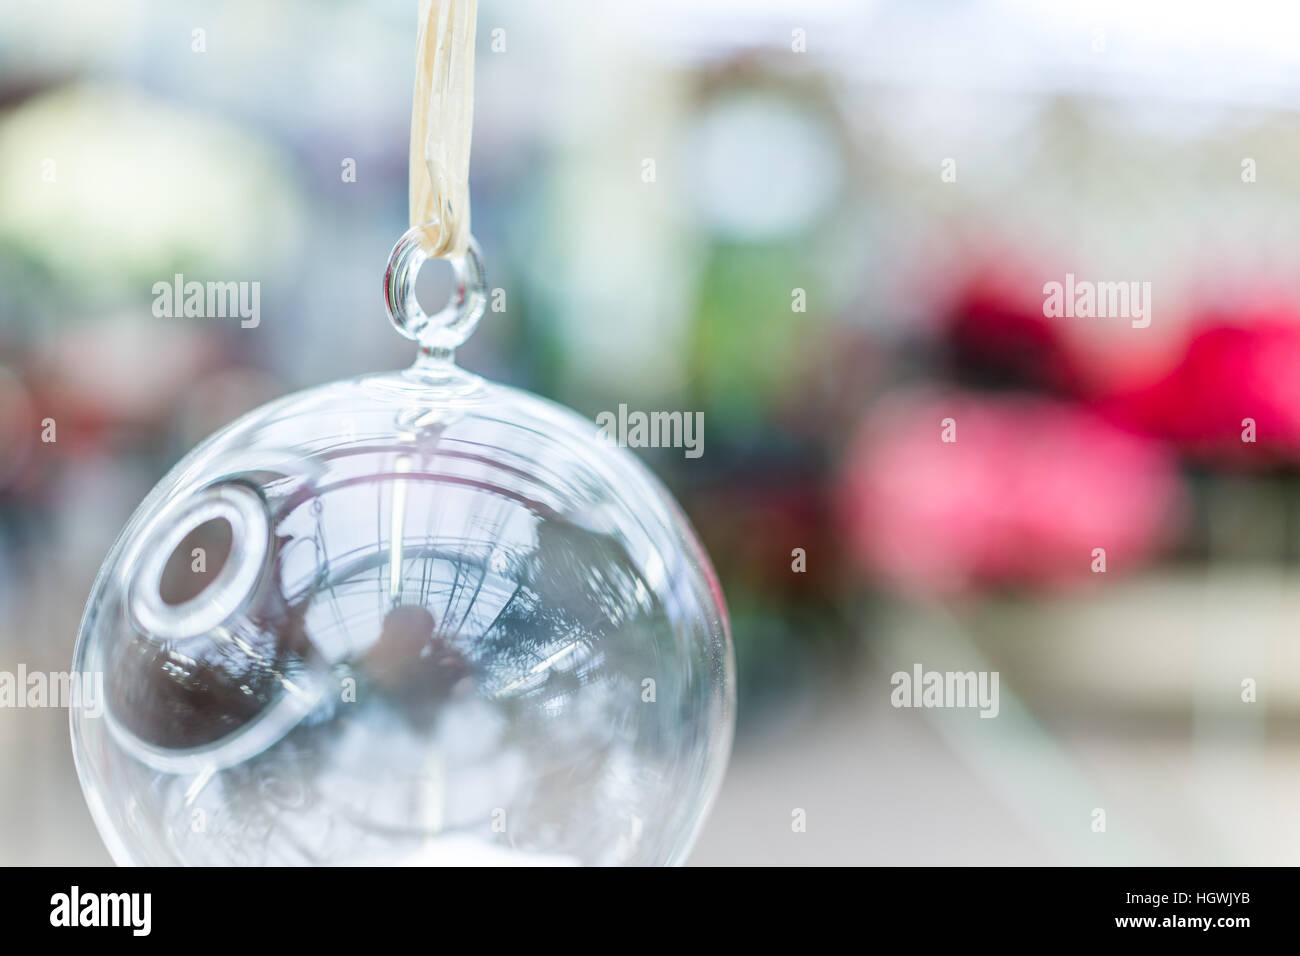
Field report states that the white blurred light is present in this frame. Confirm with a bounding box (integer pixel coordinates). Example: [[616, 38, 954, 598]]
[[686, 94, 842, 240]]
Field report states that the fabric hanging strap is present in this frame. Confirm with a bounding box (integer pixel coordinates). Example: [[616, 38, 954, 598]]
[[409, 0, 478, 258]]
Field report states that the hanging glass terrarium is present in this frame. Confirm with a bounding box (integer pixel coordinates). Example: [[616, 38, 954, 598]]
[[69, 1, 734, 866]]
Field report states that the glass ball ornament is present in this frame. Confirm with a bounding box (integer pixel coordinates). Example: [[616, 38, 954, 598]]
[[71, 229, 735, 865]]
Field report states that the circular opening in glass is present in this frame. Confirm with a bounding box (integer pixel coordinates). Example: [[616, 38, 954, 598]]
[[159, 516, 234, 606], [126, 481, 270, 642]]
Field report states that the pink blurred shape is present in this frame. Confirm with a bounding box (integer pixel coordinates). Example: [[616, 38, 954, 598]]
[[841, 389, 1184, 595]]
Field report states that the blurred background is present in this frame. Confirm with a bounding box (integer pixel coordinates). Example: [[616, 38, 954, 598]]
[[5, 0, 1300, 864]]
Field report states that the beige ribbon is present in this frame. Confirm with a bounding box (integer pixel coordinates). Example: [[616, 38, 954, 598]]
[[409, 0, 478, 258]]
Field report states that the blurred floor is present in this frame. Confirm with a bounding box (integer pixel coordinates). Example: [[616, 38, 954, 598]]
[[692, 592, 1300, 866]]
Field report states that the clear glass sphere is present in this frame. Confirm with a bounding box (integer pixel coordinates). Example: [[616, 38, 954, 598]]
[[71, 359, 734, 865]]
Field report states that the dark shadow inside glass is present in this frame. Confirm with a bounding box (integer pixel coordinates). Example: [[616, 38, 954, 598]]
[[159, 517, 234, 606]]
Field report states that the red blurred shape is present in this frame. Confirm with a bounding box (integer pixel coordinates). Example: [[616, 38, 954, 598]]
[[945, 271, 1081, 394], [1098, 311, 1300, 466]]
